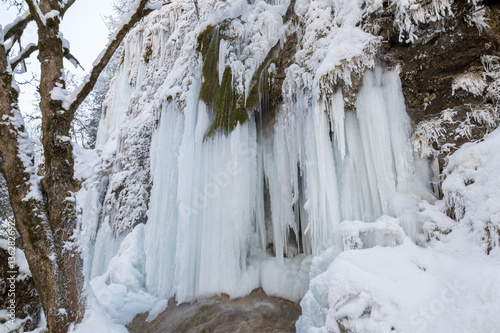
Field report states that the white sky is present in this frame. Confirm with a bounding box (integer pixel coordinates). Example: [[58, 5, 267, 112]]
[[0, 0, 115, 113], [60, 0, 115, 71]]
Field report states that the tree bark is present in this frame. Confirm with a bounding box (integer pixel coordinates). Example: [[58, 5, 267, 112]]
[[0, 1, 85, 330], [0, 45, 81, 332], [0, 0, 160, 331], [37, 0, 86, 329]]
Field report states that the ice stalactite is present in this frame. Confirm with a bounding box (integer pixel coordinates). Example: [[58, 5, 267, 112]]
[[145, 90, 262, 302], [85, 22, 432, 305], [277, 66, 434, 256]]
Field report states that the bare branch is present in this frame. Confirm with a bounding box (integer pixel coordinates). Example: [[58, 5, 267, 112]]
[[68, 0, 160, 115], [60, 0, 76, 17], [17, 72, 39, 86], [10, 43, 37, 69], [63, 48, 84, 70], [2, 0, 25, 14]]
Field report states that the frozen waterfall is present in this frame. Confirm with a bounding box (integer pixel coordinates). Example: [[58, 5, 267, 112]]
[[68, 2, 500, 332], [138, 65, 434, 303]]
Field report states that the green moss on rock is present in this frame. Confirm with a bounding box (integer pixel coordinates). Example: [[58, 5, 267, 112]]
[[197, 19, 297, 138], [204, 67, 249, 139], [197, 25, 249, 140], [198, 25, 218, 105]]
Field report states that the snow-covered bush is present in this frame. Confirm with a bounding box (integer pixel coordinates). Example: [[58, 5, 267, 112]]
[[443, 127, 500, 253]]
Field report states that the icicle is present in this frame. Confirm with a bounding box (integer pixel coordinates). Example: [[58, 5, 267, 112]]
[[218, 39, 228, 85], [89, 29, 435, 306], [144, 102, 185, 298], [329, 89, 346, 159], [356, 68, 397, 215]]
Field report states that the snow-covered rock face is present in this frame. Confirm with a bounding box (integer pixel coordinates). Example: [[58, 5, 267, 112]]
[[85, 0, 433, 299], [76, 0, 500, 332], [298, 125, 500, 331]]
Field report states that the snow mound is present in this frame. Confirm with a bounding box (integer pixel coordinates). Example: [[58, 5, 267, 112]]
[[298, 236, 500, 333], [298, 127, 500, 333]]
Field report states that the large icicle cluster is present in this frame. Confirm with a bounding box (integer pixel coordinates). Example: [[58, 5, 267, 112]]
[[81, 0, 432, 308], [80, 1, 200, 280]]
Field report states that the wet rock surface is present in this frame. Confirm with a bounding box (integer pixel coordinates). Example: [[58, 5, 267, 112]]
[[127, 288, 301, 333]]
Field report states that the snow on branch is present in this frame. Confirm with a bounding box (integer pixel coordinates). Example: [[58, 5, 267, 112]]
[[63, 50, 84, 70], [67, 0, 164, 116], [50, 84, 72, 110], [60, 0, 77, 16], [24, 0, 46, 26], [3, 11, 32, 43], [57, 32, 84, 70], [9, 43, 38, 70], [24, 0, 61, 26]]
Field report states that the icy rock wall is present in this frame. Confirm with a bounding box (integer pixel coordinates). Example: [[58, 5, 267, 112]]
[[296, 127, 500, 333], [82, 0, 435, 305]]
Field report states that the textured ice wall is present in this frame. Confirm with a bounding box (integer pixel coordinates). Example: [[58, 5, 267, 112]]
[[145, 82, 311, 302], [141, 65, 433, 303]]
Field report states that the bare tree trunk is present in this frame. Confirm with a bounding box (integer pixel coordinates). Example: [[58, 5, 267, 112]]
[[0, 3, 84, 328], [0, 46, 82, 333], [0, 0, 159, 331], [0, 0, 84, 330], [37, 0, 85, 329]]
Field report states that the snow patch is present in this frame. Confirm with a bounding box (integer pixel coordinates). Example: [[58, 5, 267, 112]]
[[50, 84, 73, 110]]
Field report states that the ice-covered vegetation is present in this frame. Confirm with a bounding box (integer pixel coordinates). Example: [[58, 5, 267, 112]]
[[412, 54, 500, 160]]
